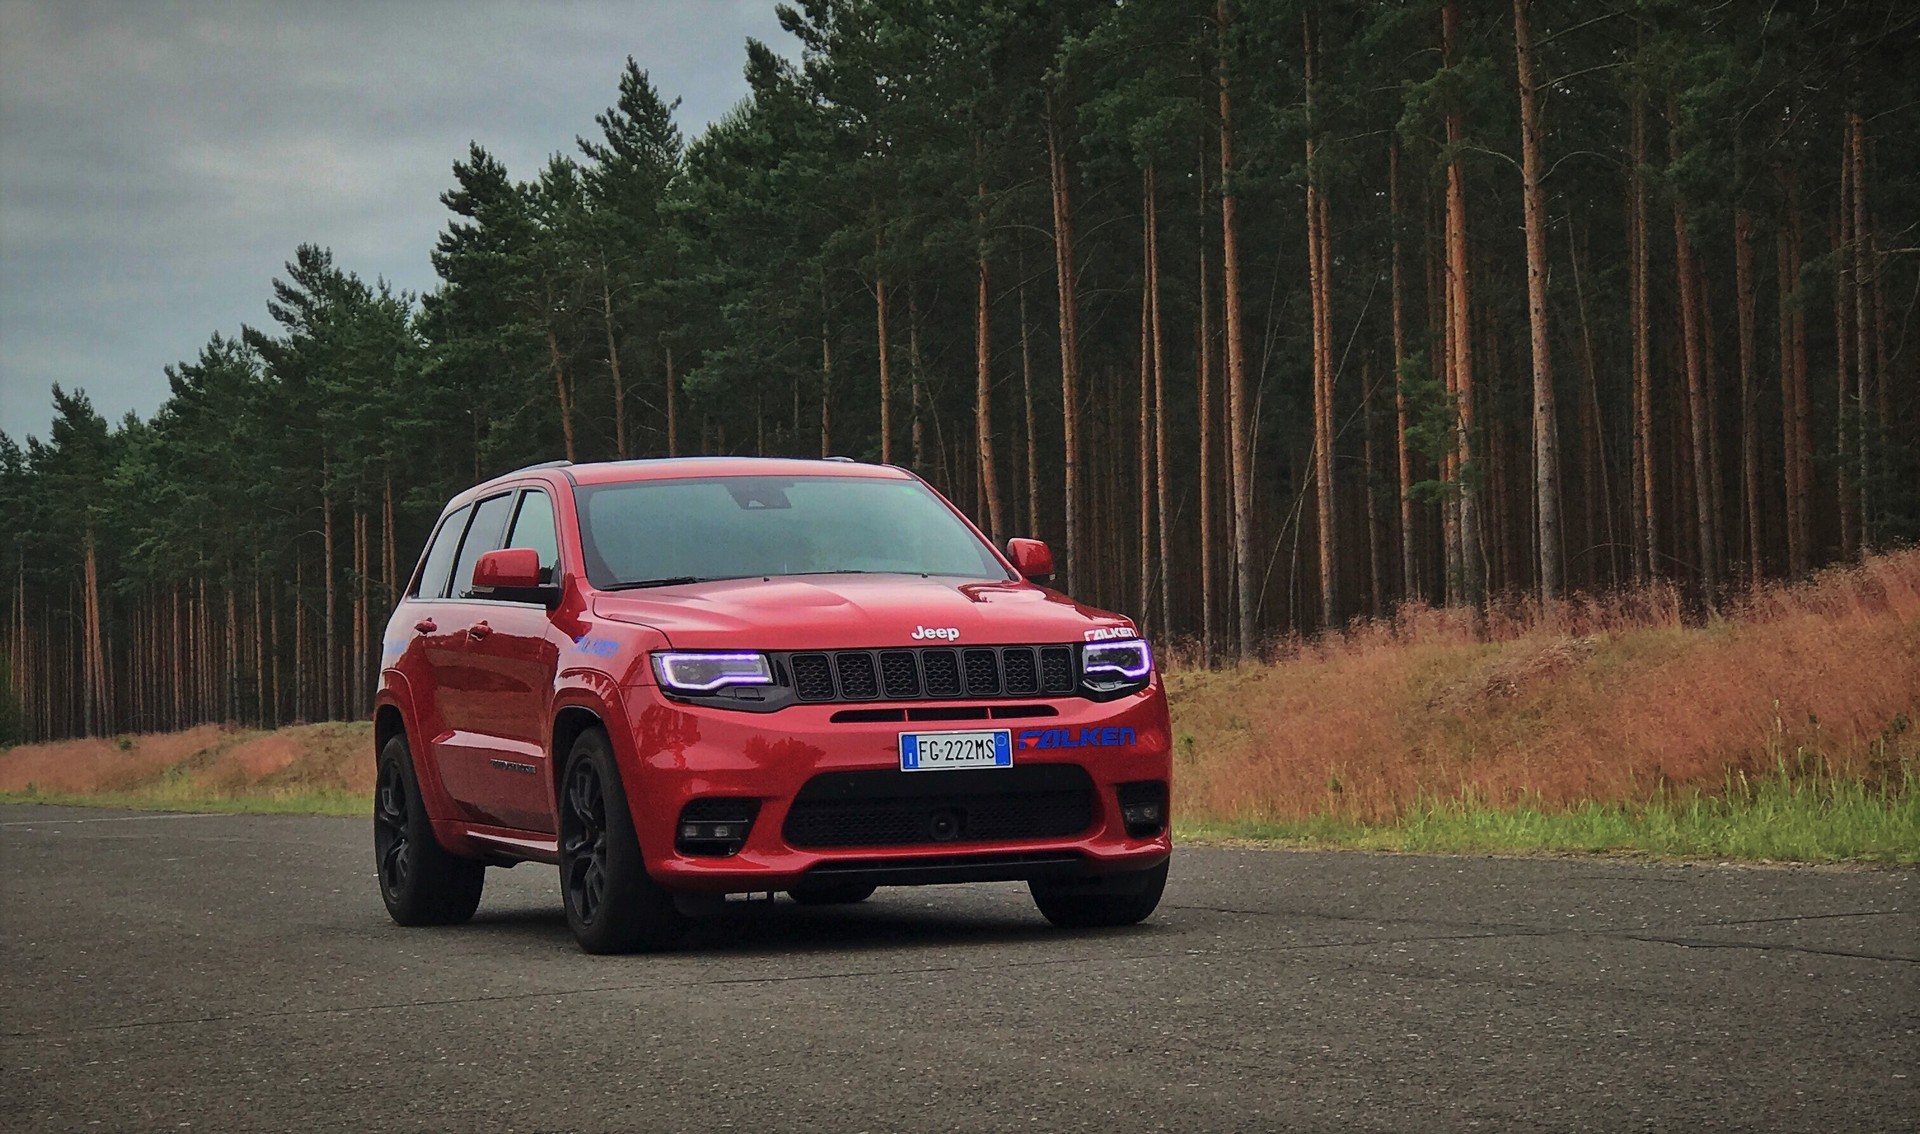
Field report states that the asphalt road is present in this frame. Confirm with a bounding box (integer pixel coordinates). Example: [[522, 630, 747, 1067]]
[[2, 805, 1914, 1133]]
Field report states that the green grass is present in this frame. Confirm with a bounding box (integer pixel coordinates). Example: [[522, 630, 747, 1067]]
[[1179, 763, 1920, 864]]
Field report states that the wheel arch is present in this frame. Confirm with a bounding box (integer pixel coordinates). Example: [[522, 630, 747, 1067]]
[[551, 704, 606, 801]]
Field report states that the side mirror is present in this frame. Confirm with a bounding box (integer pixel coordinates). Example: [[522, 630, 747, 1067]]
[[1007, 538, 1055, 583], [472, 548, 559, 607]]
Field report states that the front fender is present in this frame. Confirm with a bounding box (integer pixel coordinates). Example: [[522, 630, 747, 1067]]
[[375, 671, 460, 824]]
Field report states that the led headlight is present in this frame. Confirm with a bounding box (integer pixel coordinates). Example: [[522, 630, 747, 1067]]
[[1081, 638, 1152, 690], [652, 652, 774, 693]]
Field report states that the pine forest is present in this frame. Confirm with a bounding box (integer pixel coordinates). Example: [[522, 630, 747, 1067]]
[[3, 0, 1917, 744]]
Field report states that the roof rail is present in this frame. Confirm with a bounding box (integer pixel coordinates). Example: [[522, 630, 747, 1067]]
[[504, 459, 573, 475], [822, 455, 857, 463]]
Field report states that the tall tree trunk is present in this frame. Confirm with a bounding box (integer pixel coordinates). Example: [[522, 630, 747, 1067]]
[[1218, 0, 1256, 656], [1389, 137, 1418, 605], [383, 473, 397, 604], [1514, 0, 1562, 602], [1670, 99, 1717, 600], [1046, 90, 1084, 595], [1777, 168, 1811, 577], [819, 290, 834, 459], [252, 570, 265, 727], [1734, 206, 1762, 588], [1017, 247, 1040, 544], [1138, 181, 1154, 625], [601, 269, 626, 459], [1630, 93, 1656, 581], [876, 248, 894, 465], [1304, 9, 1337, 629], [544, 317, 575, 464], [664, 344, 679, 457], [1568, 226, 1618, 587], [1147, 168, 1173, 640], [1443, 0, 1483, 609], [974, 194, 1005, 542], [1848, 109, 1873, 550], [321, 464, 338, 722], [1833, 151, 1856, 560], [909, 286, 927, 473], [1197, 136, 1217, 660], [1363, 356, 1386, 615]]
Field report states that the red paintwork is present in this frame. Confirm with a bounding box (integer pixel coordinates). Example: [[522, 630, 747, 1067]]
[[473, 547, 541, 590], [376, 457, 1172, 893]]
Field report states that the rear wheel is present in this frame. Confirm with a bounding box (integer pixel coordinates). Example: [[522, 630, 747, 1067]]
[[787, 882, 878, 906], [1029, 859, 1168, 929], [558, 727, 687, 954], [374, 734, 485, 926]]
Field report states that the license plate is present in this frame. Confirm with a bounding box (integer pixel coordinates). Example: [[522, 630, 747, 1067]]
[[899, 729, 1012, 771]]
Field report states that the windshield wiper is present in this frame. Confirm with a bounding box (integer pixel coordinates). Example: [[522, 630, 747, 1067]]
[[602, 576, 708, 591]]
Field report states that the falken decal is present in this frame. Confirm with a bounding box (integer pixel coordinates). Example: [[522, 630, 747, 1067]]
[[1084, 625, 1136, 641], [1018, 727, 1136, 750], [572, 635, 619, 658]]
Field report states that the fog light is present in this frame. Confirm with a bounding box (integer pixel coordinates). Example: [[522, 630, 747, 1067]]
[[1115, 781, 1169, 838], [675, 799, 761, 857]]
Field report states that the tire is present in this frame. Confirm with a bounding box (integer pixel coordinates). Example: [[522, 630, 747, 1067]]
[[1029, 859, 1169, 929], [558, 727, 687, 954], [787, 882, 878, 906], [374, 734, 485, 926]]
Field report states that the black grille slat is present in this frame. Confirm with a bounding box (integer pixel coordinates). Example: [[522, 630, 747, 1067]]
[[1002, 648, 1039, 695], [921, 649, 963, 697], [836, 652, 880, 699], [792, 653, 835, 701], [962, 648, 1001, 696], [1039, 646, 1076, 694], [879, 651, 921, 699], [776, 645, 1086, 704]]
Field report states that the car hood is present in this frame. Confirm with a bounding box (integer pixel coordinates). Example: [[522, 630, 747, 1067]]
[[589, 574, 1134, 650]]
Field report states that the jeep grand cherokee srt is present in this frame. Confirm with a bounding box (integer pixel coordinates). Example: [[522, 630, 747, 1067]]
[[373, 457, 1171, 953]]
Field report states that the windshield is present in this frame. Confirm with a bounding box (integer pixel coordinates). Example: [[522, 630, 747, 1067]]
[[574, 475, 1010, 589]]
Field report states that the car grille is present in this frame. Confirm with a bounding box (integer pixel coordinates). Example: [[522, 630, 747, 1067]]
[[783, 765, 1096, 849], [779, 645, 1077, 704]]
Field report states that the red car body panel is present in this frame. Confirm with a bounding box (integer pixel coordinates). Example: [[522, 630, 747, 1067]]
[[376, 457, 1172, 896]]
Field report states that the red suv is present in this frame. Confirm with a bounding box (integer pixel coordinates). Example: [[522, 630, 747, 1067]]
[[373, 457, 1172, 953]]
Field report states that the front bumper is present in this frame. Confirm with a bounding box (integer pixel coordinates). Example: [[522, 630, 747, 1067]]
[[617, 683, 1174, 893]]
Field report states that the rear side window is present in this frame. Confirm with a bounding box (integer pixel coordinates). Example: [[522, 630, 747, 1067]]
[[410, 504, 473, 599], [449, 493, 516, 599], [505, 490, 559, 582]]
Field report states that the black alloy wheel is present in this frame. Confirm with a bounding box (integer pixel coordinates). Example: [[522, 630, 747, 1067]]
[[373, 734, 485, 926], [556, 727, 687, 954], [561, 757, 612, 926]]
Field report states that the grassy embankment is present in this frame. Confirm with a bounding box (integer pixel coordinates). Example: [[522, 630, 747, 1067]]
[[3, 551, 1916, 862]]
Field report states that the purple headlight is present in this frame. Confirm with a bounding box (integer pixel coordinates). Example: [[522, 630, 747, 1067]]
[[652, 652, 774, 692], [1082, 638, 1152, 681]]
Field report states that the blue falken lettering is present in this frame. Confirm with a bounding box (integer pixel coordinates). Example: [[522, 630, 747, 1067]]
[[571, 636, 619, 658], [1017, 727, 1136, 750]]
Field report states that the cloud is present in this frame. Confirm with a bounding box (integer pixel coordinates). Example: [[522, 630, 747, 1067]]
[[0, 0, 787, 443]]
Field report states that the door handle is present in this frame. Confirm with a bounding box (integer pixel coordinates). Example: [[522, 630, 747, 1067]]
[[466, 621, 493, 641], [413, 618, 437, 634]]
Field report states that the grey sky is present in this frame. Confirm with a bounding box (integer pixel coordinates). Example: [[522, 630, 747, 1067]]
[[0, 0, 788, 444]]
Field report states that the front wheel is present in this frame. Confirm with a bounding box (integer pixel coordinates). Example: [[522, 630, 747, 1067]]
[[1029, 859, 1168, 929], [374, 734, 485, 926], [558, 727, 687, 954]]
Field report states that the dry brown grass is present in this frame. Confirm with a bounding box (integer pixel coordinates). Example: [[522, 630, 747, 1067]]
[[1167, 549, 1920, 825], [0, 722, 374, 801]]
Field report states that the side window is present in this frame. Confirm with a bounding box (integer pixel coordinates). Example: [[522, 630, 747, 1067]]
[[449, 493, 516, 599], [505, 490, 560, 583], [410, 504, 473, 600]]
